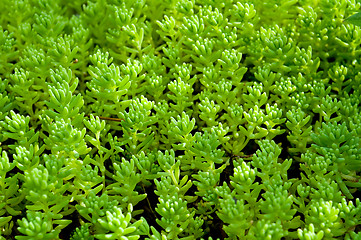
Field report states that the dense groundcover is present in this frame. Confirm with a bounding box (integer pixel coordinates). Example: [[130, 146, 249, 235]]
[[1, 0, 361, 239]]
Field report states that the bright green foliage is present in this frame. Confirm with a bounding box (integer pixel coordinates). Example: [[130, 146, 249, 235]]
[[106, 158, 147, 209], [1, 0, 361, 239], [86, 49, 131, 116], [0, 148, 20, 234], [42, 117, 90, 158], [75, 192, 118, 225], [298, 224, 324, 240], [95, 204, 142, 240], [13, 145, 40, 172], [286, 107, 312, 153], [118, 96, 155, 155], [16, 211, 60, 240], [167, 112, 196, 150], [216, 140, 298, 238], [304, 199, 344, 238], [0, 77, 12, 122], [251, 139, 292, 180], [70, 223, 94, 240], [310, 121, 361, 198], [0, 110, 40, 151], [193, 167, 221, 213], [9, 68, 39, 120], [0, 27, 17, 77], [45, 67, 84, 124]]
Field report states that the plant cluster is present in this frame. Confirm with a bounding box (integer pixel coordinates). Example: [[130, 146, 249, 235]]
[[0, 0, 361, 239]]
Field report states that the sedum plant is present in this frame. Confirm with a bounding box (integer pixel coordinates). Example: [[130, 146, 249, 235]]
[[0, 0, 361, 239]]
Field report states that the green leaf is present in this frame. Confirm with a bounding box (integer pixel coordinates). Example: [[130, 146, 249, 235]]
[[344, 12, 361, 27]]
